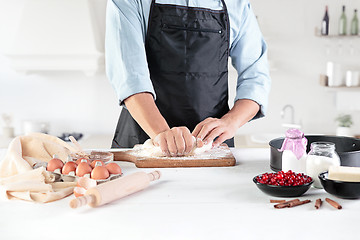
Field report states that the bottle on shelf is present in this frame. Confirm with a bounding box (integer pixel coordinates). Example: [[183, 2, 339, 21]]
[[339, 5, 347, 35], [351, 9, 359, 35], [321, 5, 329, 35]]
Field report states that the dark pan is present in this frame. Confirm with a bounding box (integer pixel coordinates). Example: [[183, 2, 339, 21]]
[[319, 171, 360, 199], [269, 135, 360, 172]]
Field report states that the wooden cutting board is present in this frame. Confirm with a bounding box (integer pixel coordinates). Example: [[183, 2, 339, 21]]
[[110, 144, 236, 168]]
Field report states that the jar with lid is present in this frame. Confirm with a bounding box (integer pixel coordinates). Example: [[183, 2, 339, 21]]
[[306, 142, 340, 188], [279, 129, 308, 173]]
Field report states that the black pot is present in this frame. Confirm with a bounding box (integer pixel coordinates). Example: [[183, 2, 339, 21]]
[[269, 135, 360, 172]]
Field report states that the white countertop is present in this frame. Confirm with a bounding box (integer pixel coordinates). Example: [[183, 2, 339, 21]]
[[0, 133, 272, 149], [0, 148, 359, 240]]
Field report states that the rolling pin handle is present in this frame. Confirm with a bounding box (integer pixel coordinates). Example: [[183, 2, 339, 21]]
[[148, 171, 161, 181], [69, 194, 96, 209]]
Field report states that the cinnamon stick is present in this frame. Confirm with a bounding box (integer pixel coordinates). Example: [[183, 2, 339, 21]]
[[274, 199, 300, 209], [315, 198, 322, 209], [270, 199, 286, 203], [288, 199, 311, 208], [325, 198, 342, 210]]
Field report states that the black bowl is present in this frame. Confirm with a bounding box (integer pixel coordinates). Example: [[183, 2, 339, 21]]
[[269, 135, 360, 172], [253, 175, 314, 197], [319, 171, 360, 199]]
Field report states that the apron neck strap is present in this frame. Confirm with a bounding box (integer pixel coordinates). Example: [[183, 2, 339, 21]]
[[220, 0, 227, 11]]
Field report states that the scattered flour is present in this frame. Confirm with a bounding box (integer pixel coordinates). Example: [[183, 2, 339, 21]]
[[132, 138, 231, 160]]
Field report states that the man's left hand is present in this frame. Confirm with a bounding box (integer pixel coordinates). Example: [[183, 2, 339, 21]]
[[192, 116, 237, 148], [192, 99, 261, 148]]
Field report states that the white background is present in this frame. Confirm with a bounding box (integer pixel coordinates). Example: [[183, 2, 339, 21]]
[[0, 0, 360, 142]]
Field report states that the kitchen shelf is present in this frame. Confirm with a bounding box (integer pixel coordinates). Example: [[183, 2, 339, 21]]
[[322, 86, 360, 92], [319, 75, 360, 91], [315, 34, 360, 39]]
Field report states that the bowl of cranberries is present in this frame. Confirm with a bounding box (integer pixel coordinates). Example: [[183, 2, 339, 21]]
[[253, 170, 314, 197]]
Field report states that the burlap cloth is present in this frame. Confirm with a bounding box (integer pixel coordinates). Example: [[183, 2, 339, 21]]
[[0, 133, 78, 203]]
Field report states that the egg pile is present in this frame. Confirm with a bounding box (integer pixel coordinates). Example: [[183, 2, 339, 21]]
[[46, 155, 122, 180]]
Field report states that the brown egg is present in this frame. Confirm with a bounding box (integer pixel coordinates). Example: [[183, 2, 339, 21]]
[[47, 158, 64, 172], [76, 162, 92, 177], [91, 166, 110, 180], [62, 161, 77, 175], [106, 163, 122, 175], [77, 176, 97, 189], [73, 187, 86, 198], [76, 157, 91, 165], [91, 160, 105, 168]]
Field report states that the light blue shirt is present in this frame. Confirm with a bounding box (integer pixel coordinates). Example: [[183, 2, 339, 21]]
[[105, 0, 271, 118]]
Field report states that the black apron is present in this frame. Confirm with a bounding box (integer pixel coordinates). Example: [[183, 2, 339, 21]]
[[112, 0, 234, 148]]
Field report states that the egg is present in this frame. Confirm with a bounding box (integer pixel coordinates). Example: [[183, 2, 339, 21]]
[[91, 160, 105, 168], [76, 162, 93, 177], [47, 157, 64, 172], [77, 176, 97, 189], [73, 187, 86, 198], [62, 161, 77, 175], [74, 177, 97, 197], [76, 157, 91, 165], [106, 162, 122, 175], [91, 165, 110, 180]]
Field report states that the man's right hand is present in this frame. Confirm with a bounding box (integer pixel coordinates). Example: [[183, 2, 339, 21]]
[[124, 93, 203, 156], [153, 127, 195, 157]]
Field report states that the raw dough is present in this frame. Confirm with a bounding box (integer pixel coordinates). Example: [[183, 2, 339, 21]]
[[139, 136, 213, 157]]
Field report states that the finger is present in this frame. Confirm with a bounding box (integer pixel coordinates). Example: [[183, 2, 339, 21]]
[[192, 122, 204, 137], [192, 118, 214, 137], [152, 138, 159, 147], [183, 133, 195, 154], [165, 131, 177, 156], [154, 133, 168, 155], [203, 127, 224, 144], [173, 130, 186, 156], [197, 120, 219, 142], [197, 117, 214, 125], [196, 138, 204, 148], [156, 135, 169, 156], [213, 133, 229, 148]]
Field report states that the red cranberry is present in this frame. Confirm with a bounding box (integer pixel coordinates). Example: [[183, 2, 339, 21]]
[[257, 170, 312, 186]]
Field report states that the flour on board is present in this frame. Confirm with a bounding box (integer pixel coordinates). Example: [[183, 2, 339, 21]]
[[132, 138, 231, 160]]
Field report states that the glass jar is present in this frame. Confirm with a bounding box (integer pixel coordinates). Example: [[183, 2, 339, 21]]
[[280, 129, 308, 173], [306, 142, 340, 188]]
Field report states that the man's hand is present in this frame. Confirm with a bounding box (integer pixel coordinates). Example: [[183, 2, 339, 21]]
[[153, 127, 195, 156], [192, 99, 260, 147], [192, 117, 238, 148], [124, 93, 204, 156]]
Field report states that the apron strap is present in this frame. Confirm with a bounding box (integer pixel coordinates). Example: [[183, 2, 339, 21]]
[[220, 0, 227, 11]]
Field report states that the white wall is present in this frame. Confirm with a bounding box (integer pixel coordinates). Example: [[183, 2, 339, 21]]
[[0, 0, 119, 138], [234, 0, 360, 136], [1, 0, 360, 139], [0, 58, 120, 136]]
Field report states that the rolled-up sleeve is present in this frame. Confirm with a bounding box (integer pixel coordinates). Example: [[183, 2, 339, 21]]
[[230, 1, 271, 119], [105, 0, 155, 106]]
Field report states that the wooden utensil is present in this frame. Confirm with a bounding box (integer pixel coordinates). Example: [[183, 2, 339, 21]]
[[69, 135, 87, 157], [110, 143, 236, 168], [69, 171, 161, 208]]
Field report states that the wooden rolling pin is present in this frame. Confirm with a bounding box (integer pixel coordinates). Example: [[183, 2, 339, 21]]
[[70, 171, 161, 208]]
